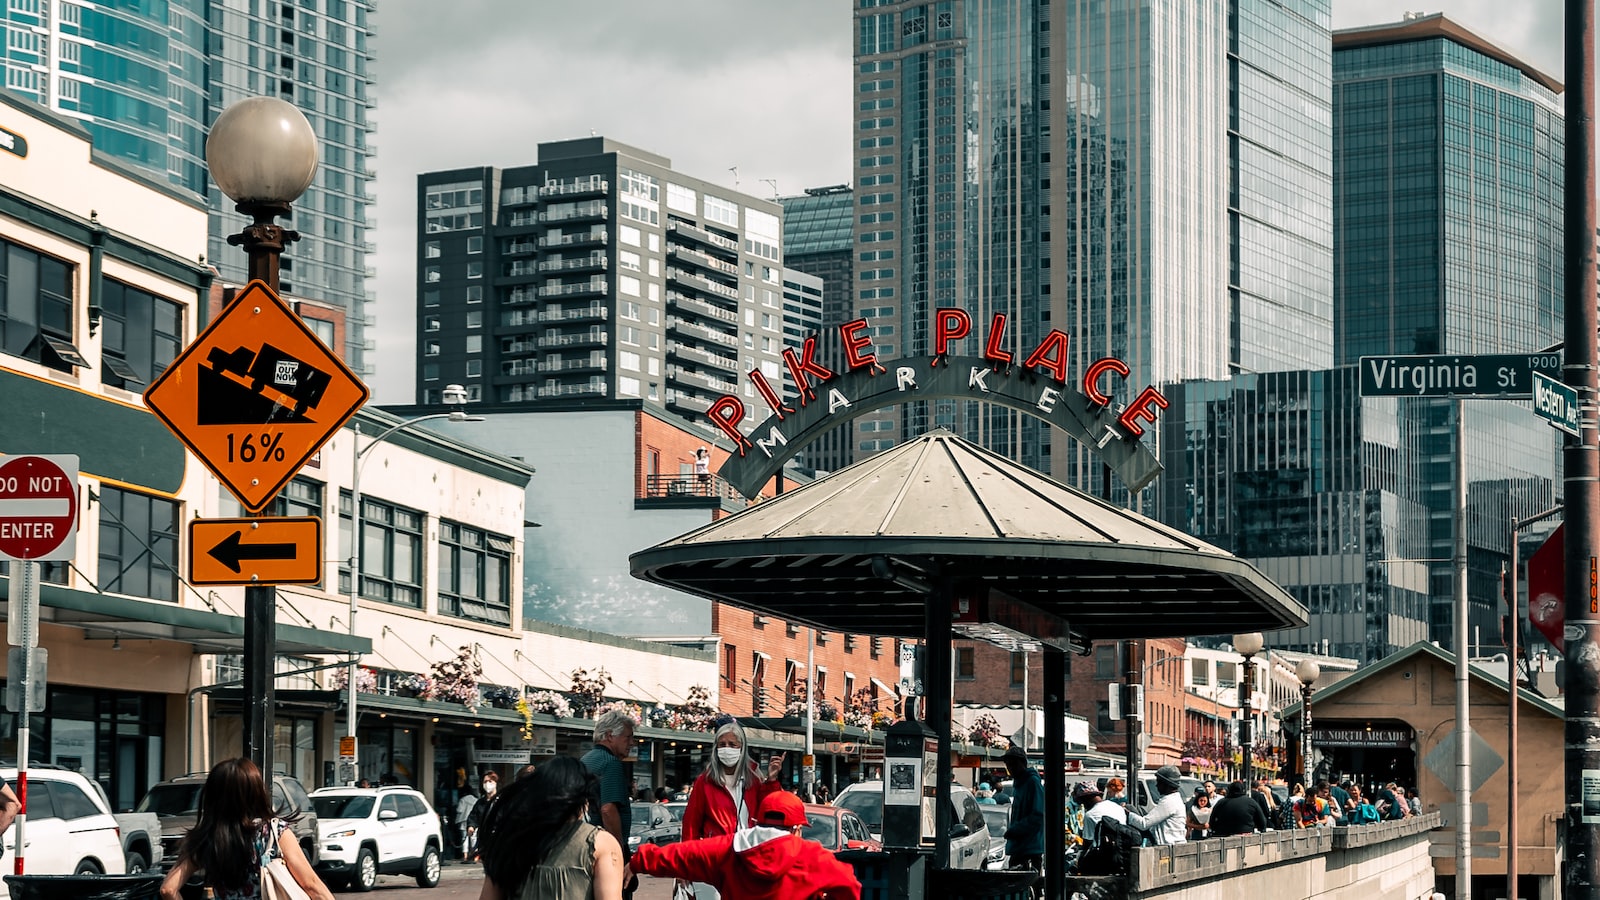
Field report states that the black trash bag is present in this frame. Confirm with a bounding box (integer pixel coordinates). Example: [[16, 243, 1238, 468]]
[[3, 874, 164, 900]]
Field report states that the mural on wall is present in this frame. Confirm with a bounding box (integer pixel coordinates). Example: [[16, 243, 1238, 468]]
[[523, 540, 712, 637]]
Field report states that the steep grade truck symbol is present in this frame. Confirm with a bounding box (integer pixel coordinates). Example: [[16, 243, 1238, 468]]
[[199, 344, 333, 425]]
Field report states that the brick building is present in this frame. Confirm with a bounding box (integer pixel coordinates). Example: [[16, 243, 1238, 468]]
[[714, 603, 904, 720]]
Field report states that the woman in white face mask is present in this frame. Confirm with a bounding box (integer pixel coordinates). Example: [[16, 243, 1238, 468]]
[[676, 717, 785, 898]]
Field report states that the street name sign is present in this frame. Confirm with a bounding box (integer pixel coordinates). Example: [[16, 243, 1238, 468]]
[[144, 280, 369, 512], [188, 517, 323, 586], [1358, 353, 1562, 398], [1533, 371, 1582, 437], [0, 454, 78, 562]]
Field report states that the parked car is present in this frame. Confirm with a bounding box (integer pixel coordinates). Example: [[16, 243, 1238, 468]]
[[310, 786, 443, 891], [664, 801, 687, 824], [800, 803, 880, 852], [139, 772, 319, 870], [86, 777, 162, 874], [979, 805, 1009, 870], [629, 802, 678, 855], [833, 781, 990, 869], [0, 766, 125, 876]]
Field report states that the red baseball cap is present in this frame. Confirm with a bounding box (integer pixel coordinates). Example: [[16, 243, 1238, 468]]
[[758, 791, 808, 827]]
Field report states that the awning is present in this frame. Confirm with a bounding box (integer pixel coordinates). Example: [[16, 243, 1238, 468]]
[[0, 574, 371, 657], [871, 677, 899, 696]]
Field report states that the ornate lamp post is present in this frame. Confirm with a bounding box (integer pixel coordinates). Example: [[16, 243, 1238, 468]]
[[1296, 658, 1321, 788], [205, 97, 318, 778], [1232, 632, 1263, 786]]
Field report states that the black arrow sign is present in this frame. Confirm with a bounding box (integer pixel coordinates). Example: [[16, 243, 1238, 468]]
[[207, 530, 297, 574]]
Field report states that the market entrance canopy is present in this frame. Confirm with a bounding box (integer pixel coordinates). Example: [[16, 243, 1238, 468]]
[[631, 430, 1307, 640]]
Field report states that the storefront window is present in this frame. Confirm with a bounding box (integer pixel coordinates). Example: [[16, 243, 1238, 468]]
[[274, 717, 317, 786], [0, 686, 164, 813]]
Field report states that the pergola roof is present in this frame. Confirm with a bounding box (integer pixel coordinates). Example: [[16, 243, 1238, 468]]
[[631, 430, 1307, 640]]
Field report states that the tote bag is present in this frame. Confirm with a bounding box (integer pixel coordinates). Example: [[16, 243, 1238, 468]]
[[260, 821, 312, 900]]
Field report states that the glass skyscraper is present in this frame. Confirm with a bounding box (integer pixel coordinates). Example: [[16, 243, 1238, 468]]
[[1, 0, 376, 374], [780, 185, 855, 471], [1333, 14, 1565, 648], [851, 0, 1334, 491], [1158, 368, 1430, 663]]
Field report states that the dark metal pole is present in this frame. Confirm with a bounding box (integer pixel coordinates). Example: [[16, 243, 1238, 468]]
[[1506, 552, 1519, 900], [1241, 653, 1255, 789], [243, 584, 274, 779], [927, 580, 954, 869], [1566, 0, 1600, 895], [1122, 640, 1140, 790], [228, 198, 295, 779], [1044, 649, 1065, 900]]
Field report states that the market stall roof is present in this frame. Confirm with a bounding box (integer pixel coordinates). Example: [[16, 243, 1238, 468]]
[[631, 430, 1306, 640]]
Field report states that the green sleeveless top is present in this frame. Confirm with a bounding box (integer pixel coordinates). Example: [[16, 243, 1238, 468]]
[[515, 821, 600, 900]]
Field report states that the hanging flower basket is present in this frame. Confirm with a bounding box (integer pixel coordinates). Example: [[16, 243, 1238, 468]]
[[524, 690, 572, 719], [431, 645, 483, 713], [331, 667, 378, 694], [394, 673, 435, 700]]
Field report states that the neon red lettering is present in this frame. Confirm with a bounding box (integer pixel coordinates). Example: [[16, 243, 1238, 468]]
[[1021, 330, 1070, 383], [1082, 357, 1130, 406], [1118, 387, 1169, 437], [840, 319, 879, 371], [707, 397, 752, 454], [983, 313, 1013, 366], [934, 308, 971, 357], [750, 369, 795, 420], [782, 336, 836, 405]]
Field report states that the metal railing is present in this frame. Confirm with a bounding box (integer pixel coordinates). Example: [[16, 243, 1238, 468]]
[[642, 473, 740, 501]]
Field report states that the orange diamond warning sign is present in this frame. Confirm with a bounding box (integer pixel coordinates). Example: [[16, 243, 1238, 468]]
[[144, 280, 369, 512]]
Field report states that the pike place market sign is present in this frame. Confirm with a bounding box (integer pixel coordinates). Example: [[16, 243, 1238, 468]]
[[710, 309, 1166, 499]]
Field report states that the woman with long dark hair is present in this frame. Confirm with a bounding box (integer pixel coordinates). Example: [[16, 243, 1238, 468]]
[[158, 758, 332, 900], [475, 756, 624, 900]]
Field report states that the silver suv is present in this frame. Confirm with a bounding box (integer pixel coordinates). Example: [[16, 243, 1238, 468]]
[[833, 781, 991, 869], [310, 786, 443, 892]]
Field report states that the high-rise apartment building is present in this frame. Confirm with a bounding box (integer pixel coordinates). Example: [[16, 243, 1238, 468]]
[[780, 185, 855, 471], [1332, 14, 1565, 647], [416, 139, 786, 421], [850, 1, 1333, 490], [1, 0, 377, 374]]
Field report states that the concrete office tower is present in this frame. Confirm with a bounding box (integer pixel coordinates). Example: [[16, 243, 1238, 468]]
[[1, 0, 378, 376], [852, 1, 1333, 489], [1333, 15, 1565, 649], [780, 185, 855, 471], [416, 138, 786, 422]]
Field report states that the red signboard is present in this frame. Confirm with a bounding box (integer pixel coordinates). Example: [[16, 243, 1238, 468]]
[[1528, 524, 1565, 651], [0, 455, 78, 562]]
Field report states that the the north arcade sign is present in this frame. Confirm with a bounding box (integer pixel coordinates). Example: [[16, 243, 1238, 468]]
[[708, 308, 1167, 498]]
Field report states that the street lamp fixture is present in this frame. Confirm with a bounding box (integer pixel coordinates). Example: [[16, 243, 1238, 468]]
[[342, 387, 484, 784], [1231, 632, 1263, 786], [1296, 658, 1321, 788], [206, 96, 318, 779]]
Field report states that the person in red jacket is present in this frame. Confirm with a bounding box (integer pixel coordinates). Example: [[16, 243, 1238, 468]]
[[681, 717, 785, 841], [632, 791, 861, 900]]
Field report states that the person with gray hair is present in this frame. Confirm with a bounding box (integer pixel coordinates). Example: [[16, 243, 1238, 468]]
[[678, 716, 785, 900], [583, 709, 638, 895]]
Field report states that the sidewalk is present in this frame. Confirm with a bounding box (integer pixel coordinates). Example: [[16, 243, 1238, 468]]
[[440, 860, 676, 897]]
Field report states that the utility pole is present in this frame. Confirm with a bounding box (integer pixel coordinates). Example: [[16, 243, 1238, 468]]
[[1122, 640, 1141, 787], [1565, 0, 1600, 897]]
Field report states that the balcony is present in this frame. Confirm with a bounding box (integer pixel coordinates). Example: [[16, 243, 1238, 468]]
[[668, 220, 739, 256], [502, 240, 537, 257], [502, 260, 539, 278], [666, 391, 714, 414], [536, 382, 610, 399], [537, 330, 609, 349], [667, 291, 738, 325], [668, 267, 739, 301], [538, 201, 608, 223], [500, 339, 537, 357], [537, 279, 608, 299], [538, 228, 608, 248], [637, 473, 747, 513], [669, 317, 739, 349], [668, 244, 740, 278], [500, 359, 539, 377], [502, 286, 537, 306], [669, 366, 738, 395], [667, 340, 739, 372], [540, 178, 609, 198], [537, 356, 608, 373], [499, 308, 541, 329], [539, 254, 608, 273], [538, 305, 608, 323]]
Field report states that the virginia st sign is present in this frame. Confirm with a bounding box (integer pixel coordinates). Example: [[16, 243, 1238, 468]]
[[1358, 352, 1561, 398]]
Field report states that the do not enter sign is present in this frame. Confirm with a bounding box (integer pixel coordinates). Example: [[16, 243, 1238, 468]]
[[0, 455, 79, 562]]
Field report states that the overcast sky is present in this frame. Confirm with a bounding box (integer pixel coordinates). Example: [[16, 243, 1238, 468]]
[[366, 1, 1563, 402]]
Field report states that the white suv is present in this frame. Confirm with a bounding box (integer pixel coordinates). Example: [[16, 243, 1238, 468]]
[[309, 786, 442, 892], [833, 781, 990, 869], [0, 767, 125, 877]]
